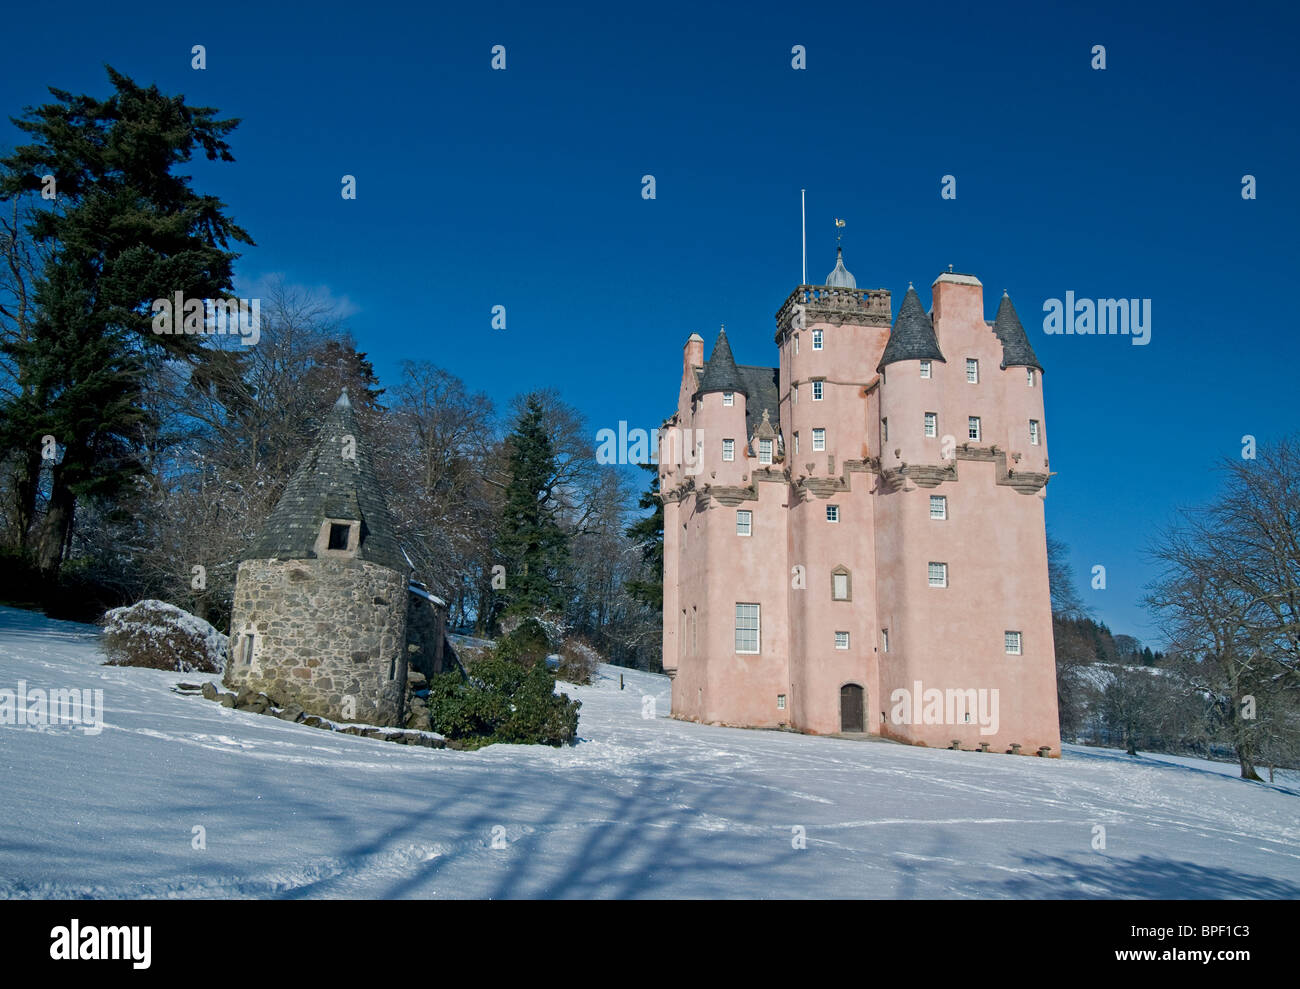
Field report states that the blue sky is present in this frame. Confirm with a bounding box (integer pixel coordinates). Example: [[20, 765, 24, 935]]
[[2, 0, 1297, 642]]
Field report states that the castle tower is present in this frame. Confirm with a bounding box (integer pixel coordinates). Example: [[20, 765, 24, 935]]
[[224, 391, 411, 726], [661, 252, 1061, 755]]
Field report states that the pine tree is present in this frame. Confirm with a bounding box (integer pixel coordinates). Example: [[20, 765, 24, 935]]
[[494, 396, 569, 622], [0, 67, 253, 578], [624, 461, 663, 611]]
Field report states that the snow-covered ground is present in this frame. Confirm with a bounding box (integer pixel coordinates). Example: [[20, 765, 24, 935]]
[[1, 605, 1297, 899]]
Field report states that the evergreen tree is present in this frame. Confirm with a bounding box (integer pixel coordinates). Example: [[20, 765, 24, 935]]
[[494, 396, 569, 622], [624, 461, 663, 611], [0, 67, 253, 578]]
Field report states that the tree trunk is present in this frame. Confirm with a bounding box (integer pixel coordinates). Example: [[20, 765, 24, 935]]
[[1237, 749, 1264, 781], [33, 470, 75, 579], [10, 447, 42, 553]]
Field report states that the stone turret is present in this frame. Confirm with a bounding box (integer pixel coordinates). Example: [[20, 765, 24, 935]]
[[224, 390, 411, 726]]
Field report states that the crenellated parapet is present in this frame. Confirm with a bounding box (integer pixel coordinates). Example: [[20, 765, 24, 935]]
[[775, 284, 892, 339]]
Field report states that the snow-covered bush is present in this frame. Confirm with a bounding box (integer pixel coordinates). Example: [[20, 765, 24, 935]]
[[100, 600, 228, 674], [556, 636, 602, 685]]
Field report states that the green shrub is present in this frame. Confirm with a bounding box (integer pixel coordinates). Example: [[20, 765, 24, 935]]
[[494, 618, 552, 668], [426, 656, 579, 747]]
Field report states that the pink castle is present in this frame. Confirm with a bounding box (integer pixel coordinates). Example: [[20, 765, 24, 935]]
[[659, 251, 1061, 755]]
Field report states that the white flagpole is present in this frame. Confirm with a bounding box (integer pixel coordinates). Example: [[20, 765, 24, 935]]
[[801, 189, 806, 286]]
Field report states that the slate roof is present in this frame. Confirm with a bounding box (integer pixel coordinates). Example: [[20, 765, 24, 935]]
[[692, 358, 780, 438], [694, 329, 748, 398], [990, 292, 1043, 371], [877, 285, 946, 371], [243, 391, 408, 573]]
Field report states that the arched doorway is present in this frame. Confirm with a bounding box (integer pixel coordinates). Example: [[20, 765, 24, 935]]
[[840, 683, 864, 732]]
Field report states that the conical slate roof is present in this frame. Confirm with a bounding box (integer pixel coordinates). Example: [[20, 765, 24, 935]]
[[991, 292, 1042, 371], [243, 390, 407, 573], [877, 285, 945, 371], [695, 329, 749, 398], [825, 247, 857, 289]]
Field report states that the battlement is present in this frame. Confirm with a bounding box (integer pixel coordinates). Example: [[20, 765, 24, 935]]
[[775, 284, 892, 339]]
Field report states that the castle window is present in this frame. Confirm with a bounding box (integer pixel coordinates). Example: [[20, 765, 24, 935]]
[[924, 412, 937, 438], [794, 432, 800, 454], [777, 693, 787, 710], [836, 631, 850, 650], [759, 439, 773, 464], [793, 384, 798, 404], [930, 495, 947, 520], [882, 418, 889, 443], [722, 438, 735, 461], [240, 633, 255, 665], [812, 429, 826, 451], [1030, 419, 1040, 445], [968, 416, 981, 441], [1027, 368, 1036, 387], [812, 329, 823, 350], [812, 380, 824, 401], [327, 523, 351, 550], [831, 567, 851, 601], [735, 603, 760, 654], [1005, 630, 1023, 655], [723, 391, 734, 406], [920, 360, 931, 379], [794, 336, 800, 355], [826, 504, 839, 523], [736, 510, 752, 536], [966, 358, 979, 383], [928, 562, 949, 587], [880, 628, 889, 652]]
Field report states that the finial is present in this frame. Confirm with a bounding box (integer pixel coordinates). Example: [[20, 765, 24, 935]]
[[835, 217, 845, 248], [948, 264, 954, 273], [335, 388, 351, 409], [1003, 289, 1009, 297], [908, 281, 914, 289]]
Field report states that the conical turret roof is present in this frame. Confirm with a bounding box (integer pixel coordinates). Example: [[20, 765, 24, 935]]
[[991, 292, 1042, 371], [243, 390, 407, 573], [877, 285, 945, 371], [695, 328, 749, 398]]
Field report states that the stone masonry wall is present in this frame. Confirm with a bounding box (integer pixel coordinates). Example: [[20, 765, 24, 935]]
[[405, 594, 449, 680], [225, 557, 409, 726]]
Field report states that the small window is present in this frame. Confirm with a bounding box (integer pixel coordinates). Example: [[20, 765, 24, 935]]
[[826, 504, 839, 523], [722, 438, 734, 461], [812, 329, 823, 350], [723, 391, 734, 406], [794, 432, 800, 454], [736, 510, 752, 536], [328, 523, 351, 550], [759, 438, 773, 465], [1030, 420, 1040, 445], [240, 633, 255, 665], [930, 495, 947, 520], [966, 358, 979, 384], [835, 631, 850, 650], [920, 360, 931, 379], [928, 562, 948, 587], [777, 693, 787, 710], [793, 384, 798, 404], [735, 603, 760, 654], [1027, 368, 1036, 387], [812, 428, 826, 451], [795, 336, 800, 355], [832, 571, 850, 600], [1005, 630, 1023, 655], [812, 380, 824, 401], [882, 418, 889, 442], [924, 412, 937, 438], [968, 416, 981, 441], [880, 628, 889, 653]]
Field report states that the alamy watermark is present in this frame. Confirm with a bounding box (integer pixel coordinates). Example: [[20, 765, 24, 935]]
[[596, 422, 703, 475], [0, 681, 104, 735], [889, 680, 999, 736], [151, 292, 261, 346], [1043, 291, 1150, 346]]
